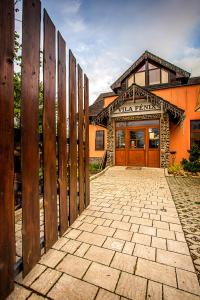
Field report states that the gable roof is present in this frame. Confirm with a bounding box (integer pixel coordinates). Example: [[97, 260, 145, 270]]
[[111, 50, 191, 90], [95, 83, 184, 125], [89, 91, 116, 117]]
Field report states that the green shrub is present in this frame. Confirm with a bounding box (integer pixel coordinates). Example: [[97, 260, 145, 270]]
[[182, 145, 200, 173], [168, 164, 184, 176], [89, 163, 99, 173]]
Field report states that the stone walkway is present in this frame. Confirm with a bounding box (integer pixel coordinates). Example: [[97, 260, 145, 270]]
[[167, 176, 200, 283], [9, 167, 200, 300]]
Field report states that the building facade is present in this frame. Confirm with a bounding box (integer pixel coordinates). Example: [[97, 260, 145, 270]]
[[89, 51, 200, 168]]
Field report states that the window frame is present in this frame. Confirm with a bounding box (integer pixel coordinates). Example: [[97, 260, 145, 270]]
[[190, 120, 200, 148], [95, 130, 105, 151]]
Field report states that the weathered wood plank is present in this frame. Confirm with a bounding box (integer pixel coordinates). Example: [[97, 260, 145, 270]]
[[57, 32, 68, 235], [69, 50, 77, 224], [0, 0, 15, 298], [84, 74, 90, 207], [21, 0, 41, 277], [43, 10, 58, 250], [78, 65, 85, 214]]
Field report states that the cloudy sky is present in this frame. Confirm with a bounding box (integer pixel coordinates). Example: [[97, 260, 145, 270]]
[[17, 0, 200, 104]]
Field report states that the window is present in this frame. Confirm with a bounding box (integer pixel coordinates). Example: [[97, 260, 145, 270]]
[[191, 120, 200, 148], [149, 69, 160, 85], [161, 69, 168, 83], [95, 130, 104, 150], [128, 75, 134, 87], [116, 130, 125, 148], [129, 130, 144, 149], [149, 128, 160, 148], [135, 71, 145, 86]]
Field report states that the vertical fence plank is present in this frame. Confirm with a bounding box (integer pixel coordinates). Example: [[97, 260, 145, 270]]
[[21, 0, 41, 276], [43, 10, 57, 250], [69, 50, 77, 224], [57, 32, 68, 235], [78, 65, 85, 214], [0, 0, 15, 298], [84, 75, 90, 207]]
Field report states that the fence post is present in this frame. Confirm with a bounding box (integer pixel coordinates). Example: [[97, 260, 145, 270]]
[[57, 32, 68, 235], [84, 75, 90, 207], [0, 0, 15, 298], [21, 0, 41, 276], [43, 10, 58, 250]]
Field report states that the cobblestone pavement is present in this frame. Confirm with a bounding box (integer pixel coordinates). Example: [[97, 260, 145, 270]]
[[9, 167, 200, 300], [167, 176, 200, 283]]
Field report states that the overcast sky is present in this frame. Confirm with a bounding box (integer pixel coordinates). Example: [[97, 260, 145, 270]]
[[17, 0, 200, 104]]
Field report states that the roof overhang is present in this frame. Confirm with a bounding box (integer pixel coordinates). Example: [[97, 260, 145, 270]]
[[111, 51, 190, 91], [95, 84, 185, 126]]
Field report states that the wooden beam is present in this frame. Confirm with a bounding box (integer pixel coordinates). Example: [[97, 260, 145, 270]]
[[21, 0, 41, 277], [57, 32, 68, 235], [43, 10, 58, 250], [0, 0, 15, 298], [69, 50, 77, 224], [78, 65, 84, 214], [84, 74, 90, 207]]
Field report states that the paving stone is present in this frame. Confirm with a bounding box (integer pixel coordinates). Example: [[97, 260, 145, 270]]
[[111, 252, 137, 273], [135, 258, 177, 287], [114, 229, 133, 241], [150, 214, 160, 221], [157, 229, 175, 240], [152, 236, 166, 250], [161, 215, 180, 224], [134, 244, 156, 261], [157, 249, 195, 272], [101, 212, 123, 221], [130, 216, 152, 226], [92, 217, 105, 225], [39, 249, 66, 268], [77, 231, 106, 246], [147, 280, 162, 300], [84, 262, 120, 292], [7, 284, 31, 300], [104, 219, 113, 226], [61, 239, 81, 254], [169, 223, 183, 233], [103, 237, 125, 252], [110, 220, 131, 231], [175, 232, 185, 242], [78, 222, 97, 232], [122, 215, 130, 223], [163, 285, 200, 300], [130, 223, 139, 232], [122, 241, 135, 255], [116, 272, 147, 300], [93, 225, 116, 237], [84, 245, 114, 265], [139, 225, 156, 236], [56, 254, 91, 278], [65, 229, 82, 239], [167, 240, 190, 255], [96, 288, 120, 300], [153, 220, 169, 230], [52, 238, 69, 250], [176, 268, 200, 295], [15, 264, 46, 286], [132, 232, 151, 246], [48, 273, 98, 300], [28, 294, 46, 300], [74, 243, 90, 257], [31, 268, 61, 295]]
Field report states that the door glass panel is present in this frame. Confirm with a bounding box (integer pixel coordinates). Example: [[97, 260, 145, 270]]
[[149, 128, 160, 148], [129, 130, 144, 149], [116, 130, 125, 148]]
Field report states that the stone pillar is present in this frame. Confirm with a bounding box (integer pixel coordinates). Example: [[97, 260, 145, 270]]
[[160, 113, 170, 167], [106, 119, 114, 166]]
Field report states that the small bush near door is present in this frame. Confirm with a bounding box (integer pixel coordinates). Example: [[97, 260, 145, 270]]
[[182, 145, 200, 173]]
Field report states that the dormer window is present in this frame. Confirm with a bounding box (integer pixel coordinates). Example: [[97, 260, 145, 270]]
[[127, 61, 169, 88]]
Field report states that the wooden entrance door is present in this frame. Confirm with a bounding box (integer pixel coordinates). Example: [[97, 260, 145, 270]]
[[127, 128, 146, 166]]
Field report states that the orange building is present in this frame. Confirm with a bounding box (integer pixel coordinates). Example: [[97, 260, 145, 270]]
[[89, 51, 200, 167]]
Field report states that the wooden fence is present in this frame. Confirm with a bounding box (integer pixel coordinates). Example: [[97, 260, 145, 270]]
[[0, 0, 90, 299]]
